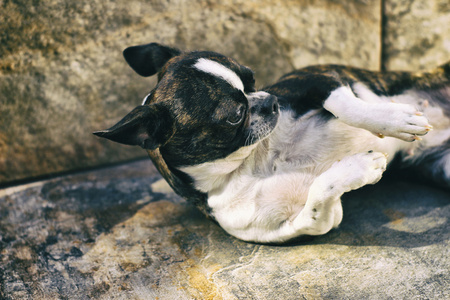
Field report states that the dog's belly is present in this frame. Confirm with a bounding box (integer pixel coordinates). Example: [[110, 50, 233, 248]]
[[263, 83, 450, 177], [265, 109, 408, 176]]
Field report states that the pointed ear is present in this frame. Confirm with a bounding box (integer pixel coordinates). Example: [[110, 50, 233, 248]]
[[93, 104, 173, 150], [123, 43, 182, 77]]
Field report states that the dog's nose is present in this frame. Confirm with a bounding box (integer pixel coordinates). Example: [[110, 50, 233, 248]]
[[261, 95, 279, 115]]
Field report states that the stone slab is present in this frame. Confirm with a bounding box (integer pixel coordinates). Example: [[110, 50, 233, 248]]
[[383, 0, 450, 71], [1, 160, 448, 299]]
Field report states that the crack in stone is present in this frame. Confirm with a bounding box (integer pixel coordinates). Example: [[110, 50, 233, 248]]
[[210, 245, 262, 280]]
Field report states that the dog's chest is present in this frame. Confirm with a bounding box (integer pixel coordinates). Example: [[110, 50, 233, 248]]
[[264, 110, 330, 172], [262, 109, 392, 176]]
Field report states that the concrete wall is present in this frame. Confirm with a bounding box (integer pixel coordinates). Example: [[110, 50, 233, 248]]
[[1, 0, 449, 184]]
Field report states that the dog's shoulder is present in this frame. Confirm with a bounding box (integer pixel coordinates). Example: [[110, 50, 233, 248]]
[[264, 66, 339, 118], [265, 65, 381, 117]]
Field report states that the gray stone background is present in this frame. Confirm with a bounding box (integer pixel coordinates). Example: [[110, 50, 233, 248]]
[[1, 0, 449, 299], [1, 0, 449, 184]]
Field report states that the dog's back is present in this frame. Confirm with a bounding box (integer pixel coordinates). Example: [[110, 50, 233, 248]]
[[265, 62, 450, 118]]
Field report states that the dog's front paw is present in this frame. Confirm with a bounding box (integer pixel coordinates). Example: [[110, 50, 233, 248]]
[[331, 151, 387, 192], [366, 102, 432, 142]]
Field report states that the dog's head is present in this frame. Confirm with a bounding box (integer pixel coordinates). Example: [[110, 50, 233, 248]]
[[94, 43, 279, 168]]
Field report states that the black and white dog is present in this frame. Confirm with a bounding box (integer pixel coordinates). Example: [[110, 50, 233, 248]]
[[95, 43, 450, 243]]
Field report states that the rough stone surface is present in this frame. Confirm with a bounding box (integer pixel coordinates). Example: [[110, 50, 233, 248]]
[[0, 0, 382, 184], [1, 160, 449, 299], [383, 0, 450, 71]]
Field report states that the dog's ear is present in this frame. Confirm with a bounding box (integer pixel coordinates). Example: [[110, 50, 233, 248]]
[[123, 43, 181, 77], [93, 104, 173, 150]]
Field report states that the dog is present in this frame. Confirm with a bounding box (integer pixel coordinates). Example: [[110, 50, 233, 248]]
[[94, 43, 450, 243]]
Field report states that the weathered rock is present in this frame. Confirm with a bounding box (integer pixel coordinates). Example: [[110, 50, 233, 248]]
[[1, 160, 448, 299], [0, 0, 382, 183], [383, 0, 450, 71]]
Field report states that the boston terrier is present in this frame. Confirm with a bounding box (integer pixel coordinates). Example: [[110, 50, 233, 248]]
[[94, 43, 450, 243]]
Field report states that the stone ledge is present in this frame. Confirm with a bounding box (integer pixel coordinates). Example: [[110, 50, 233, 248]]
[[0, 160, 448, 299]]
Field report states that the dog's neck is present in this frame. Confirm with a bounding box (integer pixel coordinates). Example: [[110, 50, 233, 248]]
[[146, 148, 212, 215]]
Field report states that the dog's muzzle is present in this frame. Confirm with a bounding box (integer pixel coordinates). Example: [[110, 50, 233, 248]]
[[245, 92, 279, 145]]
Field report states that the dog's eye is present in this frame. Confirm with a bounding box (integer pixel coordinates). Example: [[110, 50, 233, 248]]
[[227, 105, 246, 125]]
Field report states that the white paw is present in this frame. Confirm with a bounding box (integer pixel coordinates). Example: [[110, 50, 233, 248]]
[[363, 102, 432, 142], [331, 151, 387, 192], [293, 151, 386, 235], [293, 200, 343, 236]]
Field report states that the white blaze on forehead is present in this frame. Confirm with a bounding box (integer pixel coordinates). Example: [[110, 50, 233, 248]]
[[193, 58, 244, 92]]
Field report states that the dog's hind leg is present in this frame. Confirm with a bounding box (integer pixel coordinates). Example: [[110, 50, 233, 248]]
[[226, 151, 387, 243], [291, 151, 387, 236], [403, 141, 450, 189]]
